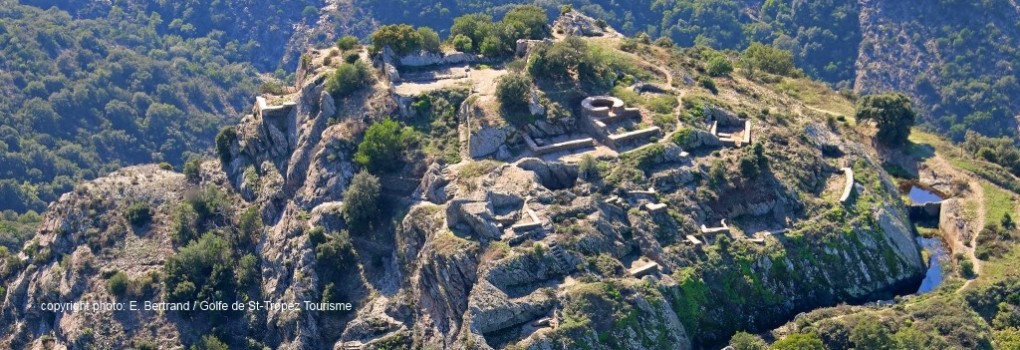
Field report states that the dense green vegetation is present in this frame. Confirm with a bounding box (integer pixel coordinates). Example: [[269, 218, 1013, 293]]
[[855, 93, 917, 146], [495, 72, 532, 115], [963, 132, 1020, 178], [738, 43, 801, 79], [0, 2, 262, 215], [354, 118, 418, 173], [342, 171, 381, 233], [370, 24, 442, 55], [325, 60, 374, 97], [368, 4, 548, 57], [356, 0, 1019, 141]]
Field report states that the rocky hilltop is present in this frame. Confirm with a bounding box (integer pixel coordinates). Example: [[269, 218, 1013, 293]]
[[0, 12, 926, 350]]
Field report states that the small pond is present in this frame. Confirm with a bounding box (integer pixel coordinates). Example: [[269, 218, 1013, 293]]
[[915, 236, 947, 294], [908, 185, 943, 204]]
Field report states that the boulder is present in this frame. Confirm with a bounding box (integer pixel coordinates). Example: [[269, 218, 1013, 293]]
[[469, 126, 512, 158]]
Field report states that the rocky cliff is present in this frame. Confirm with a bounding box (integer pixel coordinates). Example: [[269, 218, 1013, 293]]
[[0, 27, 925, 350]]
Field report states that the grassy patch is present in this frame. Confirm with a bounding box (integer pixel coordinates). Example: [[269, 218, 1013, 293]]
[[773, 77, 855, 118], [910, 131, 1020, 194], [458, 160, 500, 179], [982, 183, 1017, 226]]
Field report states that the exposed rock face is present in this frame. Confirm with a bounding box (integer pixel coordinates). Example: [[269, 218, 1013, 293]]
[[0, 33, 927, 350], [398, 50, 479, 67], [553, 11, 617, 37], [470, 126, 513, 159], [705, 105, 744, 126]]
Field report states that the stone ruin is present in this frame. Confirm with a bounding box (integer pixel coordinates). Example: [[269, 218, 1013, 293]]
[[705, 105, 751, 147], [255, 96, 296, 120], [579, 96, 661, 149], [839, 167, 855, 204], [379, 46, 482, 83]]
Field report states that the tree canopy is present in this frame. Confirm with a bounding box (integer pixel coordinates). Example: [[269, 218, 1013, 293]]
[[342, 171, 381, 233], [353, 118, 417, 173], [855, 92, 917, 146]]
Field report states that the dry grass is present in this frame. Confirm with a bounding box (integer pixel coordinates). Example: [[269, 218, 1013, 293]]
[[773, 77, 855, 118]]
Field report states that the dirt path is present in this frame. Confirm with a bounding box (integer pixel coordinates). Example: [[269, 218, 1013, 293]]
[[927, 153, 986, 290], [804, 105, 842, 117]]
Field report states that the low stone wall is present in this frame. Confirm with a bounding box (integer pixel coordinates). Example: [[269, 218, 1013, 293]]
[[839, 168, 855, 203], [255, 96, 296, 120], [607, 127, 661, 148], [524, 134, 595, 155], [398, 50, 480, 67], [741, 120, 752, 145], [701, 219, 730, 234]]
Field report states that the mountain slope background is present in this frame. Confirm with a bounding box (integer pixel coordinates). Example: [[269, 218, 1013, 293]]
[[359, 0, 1020, 141]]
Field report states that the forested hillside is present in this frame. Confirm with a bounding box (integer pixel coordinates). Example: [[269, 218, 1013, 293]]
[[357, 0, 1019, 141], [2, 0, 1018, 254], [22, 0, 321, 70], [0, 2, 261, 214]]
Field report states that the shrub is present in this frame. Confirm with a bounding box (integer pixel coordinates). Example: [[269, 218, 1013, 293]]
[[417, 27, 442, 53], [134, 340, 158, 350], [529, 36, 611, 88], [495, 72, 532, 115], [342, 171, 381, 233], [125, 202, 153, 227], [235, 254, 258, 289], [236, 206, 262, 248], [729, 331, 767, 350], [107, 271, 130, 296], [191, 335, 229, 350], [170, 203, 199, 246], [186, 187, 229, 223], [452, 34, 473, 52], [315, 231, 354, 283], [336, 35, 360, 50], [164, 233, 235, 304], [307, 226, 327, 246], [503, 5, 549, 40], [672, 127, 698, 149], [579, 155, 599, 181], [961, 258, 976, 278], [706, 56, 733, 76], [354, 118, 416, 173], [850, 318, 894, 350], [158, 162, 173, 171], [655, 36, 675, 48], [709, 159, 727, 188], [215, 126, 237, 164], [699, 76, 718, 94], [451, 14, 495, 53], [371, 24, 422, 55], [183, 159, 201, 184], [344, 52, 360, 64], [325, 61, 373, 98], [771, 333, 825, 350], [479, 34, 506, 57], [740, 157, 759, 178]]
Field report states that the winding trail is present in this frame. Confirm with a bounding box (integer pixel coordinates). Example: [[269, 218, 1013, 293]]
[[927, 152, 986, 290]]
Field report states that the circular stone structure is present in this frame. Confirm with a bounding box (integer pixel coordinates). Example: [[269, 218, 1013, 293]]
[[581, 96, 624, 118]]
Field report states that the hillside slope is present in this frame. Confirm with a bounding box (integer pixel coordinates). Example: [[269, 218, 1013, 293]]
[[0, 13, 928, 349]]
